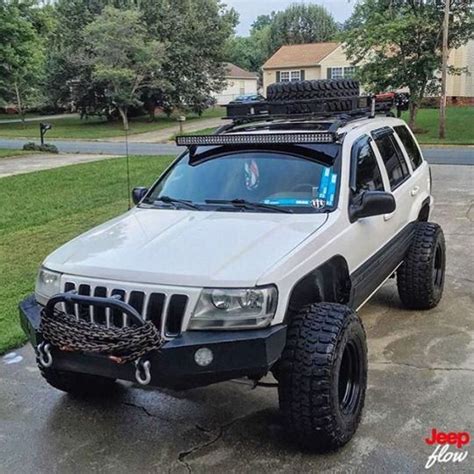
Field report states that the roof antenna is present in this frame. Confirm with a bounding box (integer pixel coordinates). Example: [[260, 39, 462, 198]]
[[124, 125, 132, 210]]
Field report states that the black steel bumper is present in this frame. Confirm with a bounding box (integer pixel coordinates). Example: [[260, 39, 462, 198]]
[[19, 295, 286, 389]]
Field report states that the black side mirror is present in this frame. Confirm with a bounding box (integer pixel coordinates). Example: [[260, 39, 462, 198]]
[[132, 187, 148, 205], [349, 191, 396, 222]]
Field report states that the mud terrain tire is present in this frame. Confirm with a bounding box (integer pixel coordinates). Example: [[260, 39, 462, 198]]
[[397, 222, 446, 309], [266, 79, 360, 102], [278, 303, 367, 452]]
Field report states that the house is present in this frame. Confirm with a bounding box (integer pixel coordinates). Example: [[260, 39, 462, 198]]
[[213, 63, 259, 105], [262, 42, 355, 93], [263, 41, 474, 104]]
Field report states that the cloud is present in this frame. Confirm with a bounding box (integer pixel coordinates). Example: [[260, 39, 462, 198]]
[[224, 0, 354, 35]]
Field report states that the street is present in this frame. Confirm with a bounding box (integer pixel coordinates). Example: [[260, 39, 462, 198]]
[[0, 136, 472, 164], [1, 164, 473, 473]]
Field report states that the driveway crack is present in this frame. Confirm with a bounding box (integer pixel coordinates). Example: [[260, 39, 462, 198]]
[[177, 414, 248, 472], [121, 401, 180, 423]]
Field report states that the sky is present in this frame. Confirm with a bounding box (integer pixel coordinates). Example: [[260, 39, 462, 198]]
[[225, 0, 355, 36]]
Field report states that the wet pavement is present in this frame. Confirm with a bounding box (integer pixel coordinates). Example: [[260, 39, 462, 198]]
[[1, 165, 473, 473]]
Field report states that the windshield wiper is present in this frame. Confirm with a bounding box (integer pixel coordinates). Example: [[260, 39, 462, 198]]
[[205, 199, 293, 214], [147, 195, 200, 210]]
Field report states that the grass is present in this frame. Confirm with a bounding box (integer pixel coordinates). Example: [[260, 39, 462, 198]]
[[402, 106, 473, 145], [0, 113, 40, 122], [0, 154, 174, 354], [0, 148, 34, 159], [0, 107, 225, 140]]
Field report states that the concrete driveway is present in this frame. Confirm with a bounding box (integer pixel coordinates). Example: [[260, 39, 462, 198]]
[[1, 165, 473, 473]]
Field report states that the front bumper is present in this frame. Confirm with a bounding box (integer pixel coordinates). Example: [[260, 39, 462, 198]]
[[19, 295, 286, 389]]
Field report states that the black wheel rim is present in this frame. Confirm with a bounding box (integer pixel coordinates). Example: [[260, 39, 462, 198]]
[[338, 340, 362, 415], [432, 242, 444, 288]]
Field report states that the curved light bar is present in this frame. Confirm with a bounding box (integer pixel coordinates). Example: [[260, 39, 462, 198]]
[[176, 132, 335, 147]]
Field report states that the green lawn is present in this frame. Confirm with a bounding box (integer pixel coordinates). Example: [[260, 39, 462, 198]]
[[402, 106, 473, 145], [0, 155, 174, 354], [0, 148, 34, 159], [0, 107, 225, 140], [0, 113, 40, 122]]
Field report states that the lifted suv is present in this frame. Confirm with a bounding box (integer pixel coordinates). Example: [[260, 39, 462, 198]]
[[20, 80, 445, 452]]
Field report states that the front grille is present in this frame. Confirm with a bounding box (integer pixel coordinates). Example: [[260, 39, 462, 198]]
[[62, 281, 189, 337]]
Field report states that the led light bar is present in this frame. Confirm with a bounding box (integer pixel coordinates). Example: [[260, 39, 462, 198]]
[[175, 132, 335, 147]]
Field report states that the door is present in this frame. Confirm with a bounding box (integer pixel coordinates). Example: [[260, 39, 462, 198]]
[[346, 134, 395, 308]]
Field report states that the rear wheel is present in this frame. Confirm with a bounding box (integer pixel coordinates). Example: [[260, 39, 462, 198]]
[[278, 303, 367, 452], [397, 222, 446, 309], [39, 365, 117, 396]]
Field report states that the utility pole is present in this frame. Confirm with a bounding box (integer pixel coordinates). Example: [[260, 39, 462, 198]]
[[439, 0, 450, 139]]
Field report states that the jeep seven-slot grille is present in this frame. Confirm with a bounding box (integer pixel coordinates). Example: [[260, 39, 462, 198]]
[[63, 282, 188, 337]]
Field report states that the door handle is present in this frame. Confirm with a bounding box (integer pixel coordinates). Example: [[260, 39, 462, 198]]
[[411, 186, 420, 196], [384, 213, 394, 221]]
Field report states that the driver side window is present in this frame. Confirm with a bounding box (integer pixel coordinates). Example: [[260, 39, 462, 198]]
[[351, 135, 384, 195]]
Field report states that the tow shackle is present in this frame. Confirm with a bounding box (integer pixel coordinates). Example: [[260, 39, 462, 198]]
[[37, 341, 53, 368], [135, 358, 152, 385]]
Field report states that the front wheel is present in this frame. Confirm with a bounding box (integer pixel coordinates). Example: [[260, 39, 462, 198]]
[[278, 303, 367, 452]]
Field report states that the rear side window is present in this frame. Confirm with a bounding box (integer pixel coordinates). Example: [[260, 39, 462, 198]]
[[351, 135, 384, 194], [394, 125, 423, 170], [374, 132, 410, 190]]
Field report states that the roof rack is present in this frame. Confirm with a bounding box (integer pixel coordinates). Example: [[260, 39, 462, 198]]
[[223, 92, 409, 128]]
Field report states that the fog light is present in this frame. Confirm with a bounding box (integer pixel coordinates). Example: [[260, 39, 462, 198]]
[[194, 347, 213, 367]]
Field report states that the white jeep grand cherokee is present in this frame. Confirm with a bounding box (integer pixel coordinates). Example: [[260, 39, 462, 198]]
[[20, 80, 445, 452]]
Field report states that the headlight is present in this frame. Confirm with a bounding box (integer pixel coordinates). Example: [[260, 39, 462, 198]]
[[189, 286, 278, 330], [35, 267, 62, 305]]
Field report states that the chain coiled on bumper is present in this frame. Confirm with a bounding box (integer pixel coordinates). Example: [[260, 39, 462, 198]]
[[39, 307, 163, 364]]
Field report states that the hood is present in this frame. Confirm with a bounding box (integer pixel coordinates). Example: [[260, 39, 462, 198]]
[[45, 208, 328, 287]]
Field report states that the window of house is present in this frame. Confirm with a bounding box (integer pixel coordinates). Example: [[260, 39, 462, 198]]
[[393, 125, 423, 170], [329, 66, 357, 80], [351, 135, 384, 195], [331, 67, 343, 80], [374, 131, 410, 190], [279, 70, 301, 82], [344, 66, 356, 78], [239, 81, 245, 95], [290, 70, 301, 81]]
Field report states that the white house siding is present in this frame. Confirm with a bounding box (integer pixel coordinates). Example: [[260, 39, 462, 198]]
[[447, 40, 474, 99], [214, 78, 258, 105]]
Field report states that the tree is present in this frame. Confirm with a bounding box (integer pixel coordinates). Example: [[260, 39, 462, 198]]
[[251, 13, 274, 32], [224, 3, 338, 73], [83, 7, 164, 130], [267, 4, 338, 55], [0, 1, 44, 120], [223, 30, 270, 73], [139, 0, 238, 118], [343, 0, 474, 129]]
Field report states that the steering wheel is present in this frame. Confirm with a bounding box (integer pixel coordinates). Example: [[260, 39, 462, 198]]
[[291, 183, 315, 193]]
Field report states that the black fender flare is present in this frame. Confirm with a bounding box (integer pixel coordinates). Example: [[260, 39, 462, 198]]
[[285, 255, 351, 320]]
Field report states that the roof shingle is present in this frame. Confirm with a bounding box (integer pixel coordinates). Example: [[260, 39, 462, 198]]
[[224, 63, 258, 79], [263, 42, 341, 69]]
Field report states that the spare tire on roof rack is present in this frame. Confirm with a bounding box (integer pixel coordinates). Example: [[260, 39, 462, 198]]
[[266, 79, 360, 102]]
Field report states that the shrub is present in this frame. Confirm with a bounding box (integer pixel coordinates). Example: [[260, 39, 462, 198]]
[[23, 142, 38, 151], [22, 142, 59, 153], [40, 144, 59, 153]]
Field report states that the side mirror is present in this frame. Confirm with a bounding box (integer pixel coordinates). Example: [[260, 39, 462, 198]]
[[349, 191, 396, 222], [132, 187, 148, 205]]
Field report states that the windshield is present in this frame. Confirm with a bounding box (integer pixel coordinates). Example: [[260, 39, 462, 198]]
[[145, 148, 340, 213]]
